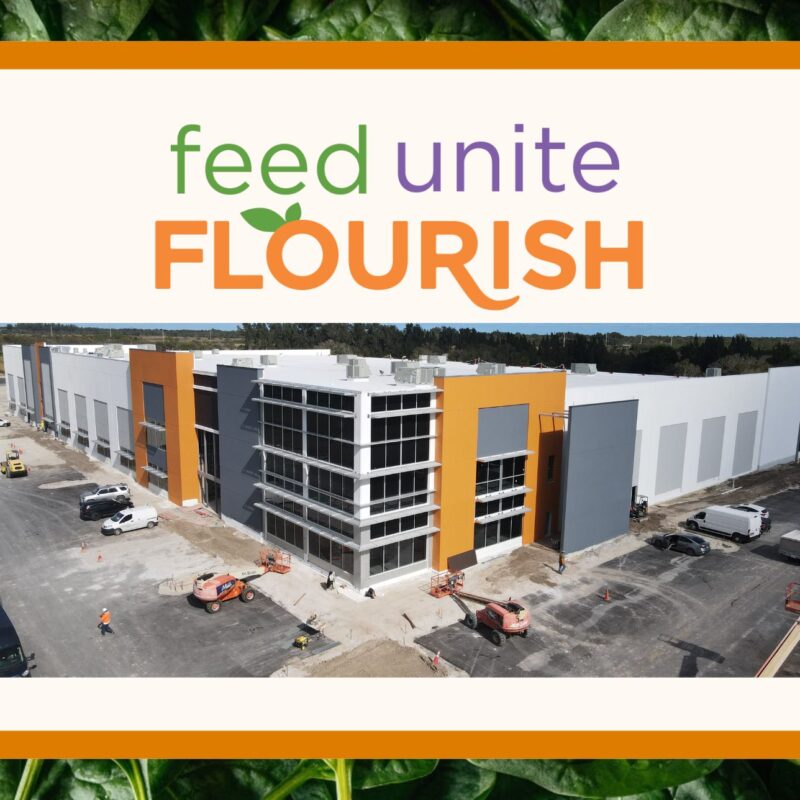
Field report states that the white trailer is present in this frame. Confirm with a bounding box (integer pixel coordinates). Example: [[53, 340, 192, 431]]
[[779, 530, 800, 561]]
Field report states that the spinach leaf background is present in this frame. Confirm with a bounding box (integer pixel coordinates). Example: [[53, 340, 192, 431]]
[[1, 760, 799, 800], [1, 0, 50, 40], [586, 0, 800, 41], [492, 1, 619, 40], [5, 0, 800, 39], [469, 759, 723, 797], [289, 0, 509, 42]]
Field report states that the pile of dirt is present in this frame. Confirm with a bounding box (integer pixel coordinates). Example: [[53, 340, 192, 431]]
[[302, 639, 446, 677]]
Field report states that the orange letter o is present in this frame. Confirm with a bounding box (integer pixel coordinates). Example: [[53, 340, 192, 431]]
[[266, 220, 338, 290]]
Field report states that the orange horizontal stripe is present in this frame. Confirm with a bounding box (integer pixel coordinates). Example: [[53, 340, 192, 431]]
[[1, 731, 799, 759], [1, 41, 800, 70]]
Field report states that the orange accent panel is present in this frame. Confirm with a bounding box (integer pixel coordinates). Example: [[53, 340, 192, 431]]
[[2, 729, 798, 759], [129, 350, 198, 507], [1, 42, 800, 70], [433, 372, 566, 571]]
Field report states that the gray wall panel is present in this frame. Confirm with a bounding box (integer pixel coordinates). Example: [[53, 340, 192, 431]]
[[57, 389, 69, 424], [117, 407, 134, 451], [217, 365, 263, 532], [477, 405, 529, 458], [560, 400, 638, 553], [17, 377, 24, 409], [655, 422, 688, 495], [94, 400, 110, 442], [143, 382, 165, 424], [697, 416, 725, 482], [632, 429, 642, 487], [21, 346, 39, 420], [732, 410, 758, 476], [8, 376, 15, 402], [74, 394, 88, 431], [40, 349, 55, 421]]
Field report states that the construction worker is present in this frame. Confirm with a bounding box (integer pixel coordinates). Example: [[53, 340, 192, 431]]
[[325, 571, 335, 590], [98, 608, 114, 636], [558, 552, 566, 574]]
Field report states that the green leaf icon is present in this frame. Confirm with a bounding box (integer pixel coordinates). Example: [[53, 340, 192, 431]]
[[285, 202, 302, 222], [241, 207, 285, 232]]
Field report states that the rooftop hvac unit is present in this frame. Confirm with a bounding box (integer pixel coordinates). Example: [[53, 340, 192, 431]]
[[138, 344, 157, 351], [336, 353, 356, 364], [434, 366, 446, 377], [705, 367, 722, 377], [390, 360, 407, 374], [261, 354, 278, 366], [570, 363, 597, 374], [346, 358, 370, 380], [232, 357, 254, 368], [193, 351, 204, 358], [477, 362, 506, 376], [395, 366, 436, 384], [428, 354, 448, 364], [212, 348, 220, 355]]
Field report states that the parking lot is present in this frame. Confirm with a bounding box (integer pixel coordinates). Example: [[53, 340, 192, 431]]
[[417, 489, 800, 677], [0, 438, 334, 677]]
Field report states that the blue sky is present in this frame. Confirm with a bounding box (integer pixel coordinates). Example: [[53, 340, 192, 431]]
[[55, 323, 800, 338]]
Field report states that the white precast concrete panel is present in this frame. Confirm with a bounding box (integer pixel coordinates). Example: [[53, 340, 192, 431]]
[[49, 351, 133, 471], [566, 371, 770, 504], [759, 367, 800, 468]]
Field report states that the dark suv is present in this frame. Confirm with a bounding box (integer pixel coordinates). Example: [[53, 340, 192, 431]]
[[654, 532, 710, 556], [80, 497, 134, 521]]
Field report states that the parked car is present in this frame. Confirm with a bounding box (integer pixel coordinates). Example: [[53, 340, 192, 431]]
[[730, 503, 771, 531], [79, 483, 130, 505], [685, 505, 761, 543], [0, 418, 10, 427], [0, 606, 35, 678], [654, 532, 710, 556], [101, 505, 159, 535], [79, 497, 134, 521]]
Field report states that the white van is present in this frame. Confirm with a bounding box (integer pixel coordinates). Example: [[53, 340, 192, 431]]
[[101, 506, 159, 535], [686, 505, 761, 543]]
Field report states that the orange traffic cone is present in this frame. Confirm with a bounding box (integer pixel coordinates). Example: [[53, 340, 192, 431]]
[[96, 553, 103, 562], [433, 651, 440, 666], [602, 587, 611, 602]]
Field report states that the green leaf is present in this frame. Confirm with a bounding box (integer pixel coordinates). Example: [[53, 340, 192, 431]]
[[56, 0, 155, 41], [267, 0, 329, 36], [587, 0, 800, 41], [769, 759, 800, 800], [411, 760, 496, 800], [150, 759, 307, 799], [30, 760, 133, 799], [0, 761, 26, 799], [194, 0, 282, 40], [491, 1, 619, 41], [469, 760, 723, 798], [351, 760, 439, 789], [674, 761, 771, 800], [1, 0, 50, 40], [242, 207, 286, 232], [293, 0, 509, 41], [285, 202, 302, 222]]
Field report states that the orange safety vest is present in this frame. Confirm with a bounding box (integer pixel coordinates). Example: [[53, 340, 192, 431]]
[[100, 611, 111, 625]]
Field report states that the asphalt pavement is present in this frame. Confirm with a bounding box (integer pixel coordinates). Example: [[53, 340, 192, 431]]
[[417, 489, 800, 677]]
